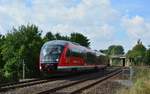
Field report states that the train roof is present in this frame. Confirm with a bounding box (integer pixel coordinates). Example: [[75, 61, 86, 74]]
[[44, 40, 75, 46], [43, 40, 95, 53]]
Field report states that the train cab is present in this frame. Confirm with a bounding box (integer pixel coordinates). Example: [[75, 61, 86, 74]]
[[39, 40, 66, 72]]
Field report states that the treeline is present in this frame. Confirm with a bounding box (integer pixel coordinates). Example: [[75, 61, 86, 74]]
[[100, 40, 150, 65], [100, 45, 125, 65], [0, 24, 90, 82], [100, 45, 124, 55], [127, 40, 150, 65]]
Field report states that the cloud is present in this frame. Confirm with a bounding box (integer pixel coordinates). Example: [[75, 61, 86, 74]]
[[3, 0, 148, 51], [0, 0, 123, 50], [122, 15, 150, 38], [0, 0, 119, 38], [50, 24, 77, 35]]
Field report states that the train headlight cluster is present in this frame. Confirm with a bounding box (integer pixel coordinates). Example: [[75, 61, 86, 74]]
[[40, 66, 42, 70], [56, 59, 59, 62]]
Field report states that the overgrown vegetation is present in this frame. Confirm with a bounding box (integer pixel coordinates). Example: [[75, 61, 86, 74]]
[[100, 45, 124, 55], [0, 25, 43, 81], [118, 67, 150, 94], [127, 40, 150, 65], [100, 39, 150, 66], [100, 45, 125, 65], [0, 24, 90, 82]]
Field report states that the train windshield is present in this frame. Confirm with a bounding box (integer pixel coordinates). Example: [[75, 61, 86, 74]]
[[40, 44, 64, 63]]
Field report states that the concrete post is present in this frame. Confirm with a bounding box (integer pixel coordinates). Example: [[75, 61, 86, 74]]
[[23, 60, 25, 79]]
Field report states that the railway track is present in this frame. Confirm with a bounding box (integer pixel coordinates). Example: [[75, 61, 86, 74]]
[[0, 79, 41, 87], [0, 69, 105, 93], [0, 78, 57, 92], [37, 68, 122, 94], [0, 67, 121, 94]]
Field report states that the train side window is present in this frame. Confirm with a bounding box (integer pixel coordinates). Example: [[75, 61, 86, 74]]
[[71, 48, 82, 58], [86, 52, 97, 64], [67, 47, 84, 58]]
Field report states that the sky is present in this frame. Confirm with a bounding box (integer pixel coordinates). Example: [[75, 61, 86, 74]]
[[0, 0, 150, 52]]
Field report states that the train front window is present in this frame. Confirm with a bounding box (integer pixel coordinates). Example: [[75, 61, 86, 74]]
[[40, 45, 64, 63]]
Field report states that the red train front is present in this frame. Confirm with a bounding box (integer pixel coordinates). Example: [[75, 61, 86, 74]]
[[39, 40, 108, 74]]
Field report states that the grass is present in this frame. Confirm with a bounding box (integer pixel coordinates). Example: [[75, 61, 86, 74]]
[[117, 67, 150, 94]]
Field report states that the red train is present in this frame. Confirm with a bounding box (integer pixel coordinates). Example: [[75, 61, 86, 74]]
[[39, 40, 109, 74]]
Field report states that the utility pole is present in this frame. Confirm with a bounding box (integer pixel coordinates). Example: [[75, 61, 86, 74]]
[[23, 59, 25, 79]]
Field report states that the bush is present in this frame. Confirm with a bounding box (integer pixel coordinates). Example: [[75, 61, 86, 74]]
[[0, 69, 5, 83], [3, 58, 20, 82], [118, 67, 150, 94]]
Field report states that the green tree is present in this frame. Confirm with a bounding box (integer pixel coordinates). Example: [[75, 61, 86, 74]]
[[0, 34, 5, 82], [145, 48, 150, 65], [127, 40, 146, 65], [43, 31, 55, 42], [100, 45, 124, 66], [43, 32, 90, 47], [54, 33, 69, 40], [70, 32, 90, 47], [107, 45, 124, 55], [0, 34, 5, 68], [99, 49, 108, 54], [1, 24, 43, 80]]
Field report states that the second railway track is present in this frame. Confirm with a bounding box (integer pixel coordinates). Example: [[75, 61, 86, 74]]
[[0, 78, 57, 92], [0, 67, 122, 94], [0, 70, 103, 93]]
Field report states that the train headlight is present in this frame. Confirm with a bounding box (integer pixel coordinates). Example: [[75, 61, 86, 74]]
[[56, 59, 59, 62], [40, 66, 42, 70]]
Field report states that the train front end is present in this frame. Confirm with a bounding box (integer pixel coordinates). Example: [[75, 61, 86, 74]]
[[39, 41, 64, 73]]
